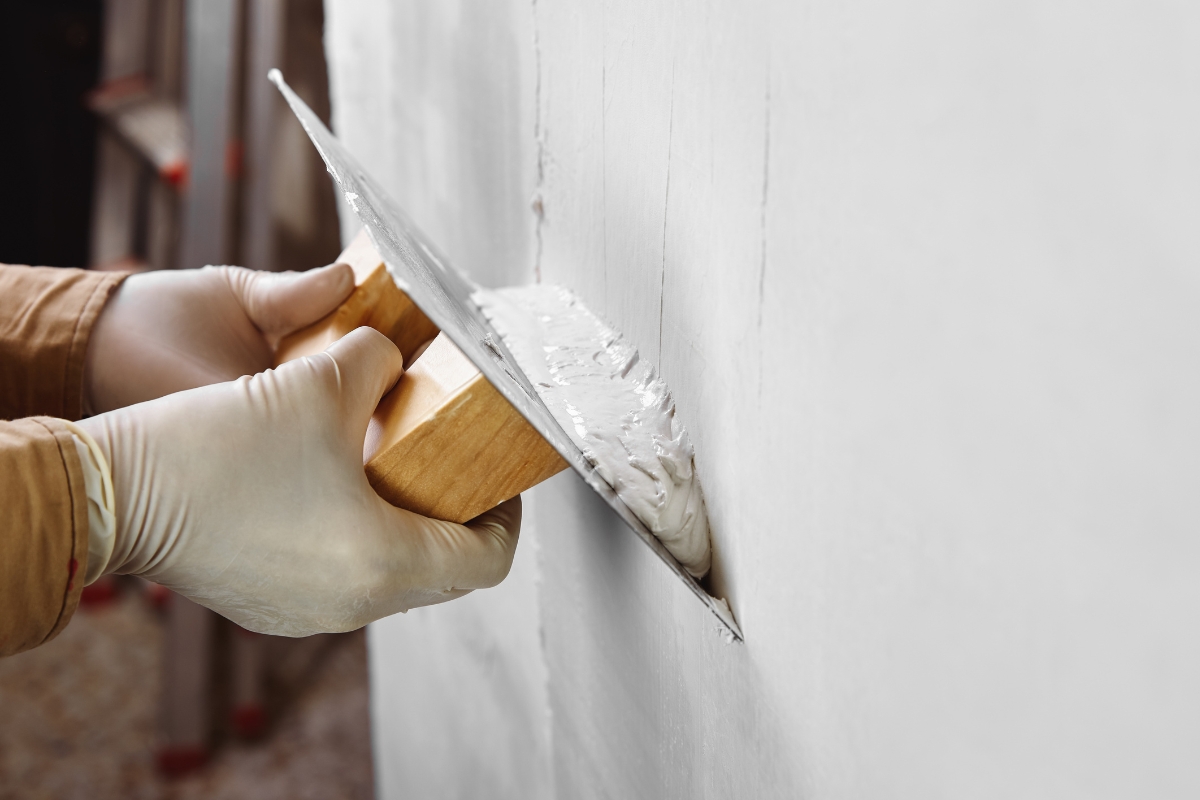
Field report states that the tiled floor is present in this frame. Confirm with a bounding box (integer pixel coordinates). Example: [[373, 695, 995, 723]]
[[0, 586, 374, 800]]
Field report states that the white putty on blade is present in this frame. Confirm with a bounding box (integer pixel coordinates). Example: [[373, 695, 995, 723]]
[[473, 285, 712, 579]]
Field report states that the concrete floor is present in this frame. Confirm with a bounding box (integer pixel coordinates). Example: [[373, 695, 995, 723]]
[[0, 586, 374, 800]]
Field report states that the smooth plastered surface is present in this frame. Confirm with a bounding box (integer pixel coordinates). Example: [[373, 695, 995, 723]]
[[326, 1, 1200, 797]]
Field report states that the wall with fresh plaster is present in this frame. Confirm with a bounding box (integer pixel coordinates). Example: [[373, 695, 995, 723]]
[[324, 1, 1200, 797]]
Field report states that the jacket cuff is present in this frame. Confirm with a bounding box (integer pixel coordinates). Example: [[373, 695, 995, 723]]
[[0, 266, 128, 421], [0, 418, 89, 656]]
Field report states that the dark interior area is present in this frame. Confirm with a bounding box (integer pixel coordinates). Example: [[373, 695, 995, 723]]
[[0, 0, 102, 268]]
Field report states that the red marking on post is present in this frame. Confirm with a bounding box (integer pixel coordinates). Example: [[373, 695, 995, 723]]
[[80, 576, 121, 607], [145, 582, 172, 611], [156, 745, 209, 778], [231, 703, 267, 740], [225, 139, 243, 179], [160, 159, 188, 189], [85, 74, 150, 109]]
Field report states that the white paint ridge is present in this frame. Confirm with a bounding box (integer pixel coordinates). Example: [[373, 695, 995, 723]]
[[474, 284, 712, 578]]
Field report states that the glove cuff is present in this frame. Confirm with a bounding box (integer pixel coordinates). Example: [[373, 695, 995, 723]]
[[61, 420, 117, 585]]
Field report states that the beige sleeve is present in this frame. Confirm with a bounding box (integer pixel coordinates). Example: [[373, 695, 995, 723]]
[[0, 418, 90, 657], [0, 264, 128, 656], [0, 264, 127, 422]]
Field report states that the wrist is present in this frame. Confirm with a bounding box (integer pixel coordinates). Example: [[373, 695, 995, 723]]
[[82, 279, 124, 418]]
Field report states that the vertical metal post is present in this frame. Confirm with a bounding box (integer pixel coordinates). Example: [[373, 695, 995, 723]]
[[157, 0, 241, 774], [145, 0, 185, 271], [240, 0, 283, 271], [178, 0, 240, 269], [230, 628, 267, 739], [156, 593, 215, 773]]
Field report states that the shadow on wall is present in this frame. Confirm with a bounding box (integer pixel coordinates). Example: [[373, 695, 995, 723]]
[[534, 472, 800, 797]]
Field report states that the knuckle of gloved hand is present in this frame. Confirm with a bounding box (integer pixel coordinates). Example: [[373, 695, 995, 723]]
[[354, 324, 391, 346], [486, 549, 518, 588], [283, 602, 359, 636], [286, 351, 352, 413], [486, 521, 520, 582], [430, 524, 515, 591], [210, 264, 251, 300], [470, 538, 516, 589], [329, 591, 384, 633], [339, 547, 395, 612], [356, 326, 404, 368], [316, 613, 364, 635]]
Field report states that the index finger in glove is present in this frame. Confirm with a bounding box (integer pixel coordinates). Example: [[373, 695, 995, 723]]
[[315, 325, 406, 435], [222, 262, 354, 338]]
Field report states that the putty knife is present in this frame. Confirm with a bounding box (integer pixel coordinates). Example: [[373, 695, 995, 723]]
[[270, 71, 742, 641]]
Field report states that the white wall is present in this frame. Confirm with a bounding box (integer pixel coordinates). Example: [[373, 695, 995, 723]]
[[324, 4, 552, 798], [325, 2, 1200, 797]]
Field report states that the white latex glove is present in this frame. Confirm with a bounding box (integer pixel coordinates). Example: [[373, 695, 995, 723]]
[[77, 327, 521, 636], [85, 263, 356, 414]]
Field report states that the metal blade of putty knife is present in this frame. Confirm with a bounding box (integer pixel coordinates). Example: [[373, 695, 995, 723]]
[[269, 70, 741, 641]]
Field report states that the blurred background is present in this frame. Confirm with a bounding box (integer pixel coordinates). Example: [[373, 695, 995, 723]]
[[0, 0, 341, 274], [0, 1, 370, 797]]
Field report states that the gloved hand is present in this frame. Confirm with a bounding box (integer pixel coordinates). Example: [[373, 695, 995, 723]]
[[85, 263, 356, 414], [77, 327, 521, 636]]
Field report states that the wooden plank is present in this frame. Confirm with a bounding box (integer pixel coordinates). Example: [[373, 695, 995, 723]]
[[277, 231, 566, 522], [365, 333, 567, 523]]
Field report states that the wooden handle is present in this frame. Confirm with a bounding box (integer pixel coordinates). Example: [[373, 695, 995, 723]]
[[364, 332, 566, 522], [275, 230, 567, 522], [274, 230, 440, 367]]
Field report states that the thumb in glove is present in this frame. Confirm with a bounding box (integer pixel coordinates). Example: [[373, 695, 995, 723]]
[[86, 263, 355, 414]]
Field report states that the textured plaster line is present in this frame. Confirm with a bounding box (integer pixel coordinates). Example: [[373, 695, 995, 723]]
[[532, 0, 546, 283], [528, 5, 555, 786], [757, 57, 772, 407], [601, 16, 608, 306], [658, 54, 676, 365]]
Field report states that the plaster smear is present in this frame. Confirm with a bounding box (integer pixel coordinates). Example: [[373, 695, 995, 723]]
[[473, 285, 712, 578]]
